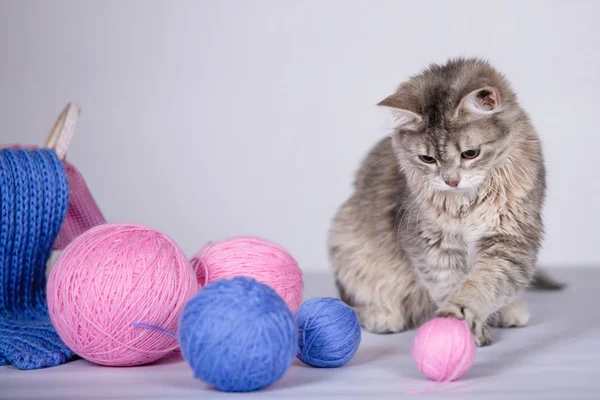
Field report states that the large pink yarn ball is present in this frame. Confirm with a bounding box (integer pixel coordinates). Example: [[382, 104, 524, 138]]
[[412, 317, 476, 382], [190, 236, 304, 312], [47, 223, 197, 367]]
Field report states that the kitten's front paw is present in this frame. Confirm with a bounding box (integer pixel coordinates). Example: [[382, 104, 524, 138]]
[[356, 305, 406, 334], [436, 302, 492, 347]]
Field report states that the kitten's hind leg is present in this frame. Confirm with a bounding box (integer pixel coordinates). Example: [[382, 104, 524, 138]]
[[334, 273, 413, 334], [488, 297, 530, 328], [329, 228, 433, 334], [330, 242, 434, 334], [334, 269, 433, 335], [329, 194, 434, 335], [356, 305, 407, 334]]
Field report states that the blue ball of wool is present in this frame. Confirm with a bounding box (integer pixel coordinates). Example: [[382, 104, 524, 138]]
[[296, 297, 361, 368], [179, 276, 297, 392]]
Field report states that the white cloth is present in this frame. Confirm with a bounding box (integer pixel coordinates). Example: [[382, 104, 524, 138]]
[[1, 268, 597, 400]]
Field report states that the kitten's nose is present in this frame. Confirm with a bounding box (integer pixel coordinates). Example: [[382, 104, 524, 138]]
[[445, 179, 460, 188]]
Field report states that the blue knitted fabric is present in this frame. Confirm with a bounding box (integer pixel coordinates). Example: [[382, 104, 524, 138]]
[[0, 148, 74, 370]]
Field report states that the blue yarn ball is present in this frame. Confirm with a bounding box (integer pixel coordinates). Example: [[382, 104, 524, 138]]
[[296, 297, 361, 368], [179, 276, 297, 392]]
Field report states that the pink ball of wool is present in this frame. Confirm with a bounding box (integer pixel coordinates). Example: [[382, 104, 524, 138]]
[[412, 317, 476, 382], [191, 236, 304, 313], [47, 223, 197, 367]]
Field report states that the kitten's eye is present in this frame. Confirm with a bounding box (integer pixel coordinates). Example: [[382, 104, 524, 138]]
[[418, 155, 436, 164], [461, 149, 480, 159]]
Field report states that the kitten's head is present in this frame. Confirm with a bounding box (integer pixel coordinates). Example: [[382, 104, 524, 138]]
[[380, 58, 524, 193]]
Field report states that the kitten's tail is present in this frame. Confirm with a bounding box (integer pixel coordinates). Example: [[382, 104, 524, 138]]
[[528, 269, 565, 291]]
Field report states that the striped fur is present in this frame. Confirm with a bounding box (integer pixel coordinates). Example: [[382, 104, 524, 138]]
[[328, 58, 557, 346]]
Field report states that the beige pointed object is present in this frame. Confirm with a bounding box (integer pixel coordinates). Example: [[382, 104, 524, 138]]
[[45, 102, 81, 159]]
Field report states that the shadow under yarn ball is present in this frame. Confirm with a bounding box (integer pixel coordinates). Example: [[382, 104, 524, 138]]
[[179, 276, 297, 392], [296, 297, 361, 368]]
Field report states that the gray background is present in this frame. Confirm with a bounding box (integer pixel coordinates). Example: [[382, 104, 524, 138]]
[[0, 0, 598, 272]]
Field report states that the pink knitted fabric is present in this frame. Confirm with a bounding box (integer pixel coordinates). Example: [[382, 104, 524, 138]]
[[3, 144, 105, 248], [53, 161, 106, 250]]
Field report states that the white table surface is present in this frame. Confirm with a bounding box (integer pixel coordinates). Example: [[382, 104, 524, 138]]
[[1, 268, 599, 400]]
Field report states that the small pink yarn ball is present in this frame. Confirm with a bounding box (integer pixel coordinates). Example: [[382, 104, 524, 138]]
[[47, 223, 197, 367], [191, 236, 304, 312], [412, 317, 476, 382]]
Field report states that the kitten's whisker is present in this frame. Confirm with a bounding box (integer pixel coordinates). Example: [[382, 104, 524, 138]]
[[394, 173, 426, 230], [362, 154, 399, 178], [510, 159, 530, 182], [415, 187, 432, 227], [396, 192, 421, 231], [401, 189, 430, 230], [393, 192, 414, 230], [502, 159, 519, 183], [483, 184, 502, 202], [480, 181, 502, 200]]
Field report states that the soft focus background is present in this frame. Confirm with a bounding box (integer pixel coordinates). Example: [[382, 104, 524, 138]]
[[0, 0, 598, 272]]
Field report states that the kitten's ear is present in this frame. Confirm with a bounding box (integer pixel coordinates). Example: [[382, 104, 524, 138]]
[[377, 94, 423, 131], [456, 86, 502, 119]]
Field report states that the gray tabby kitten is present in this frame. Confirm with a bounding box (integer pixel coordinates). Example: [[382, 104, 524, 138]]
[[328, 58, 562, 346]]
